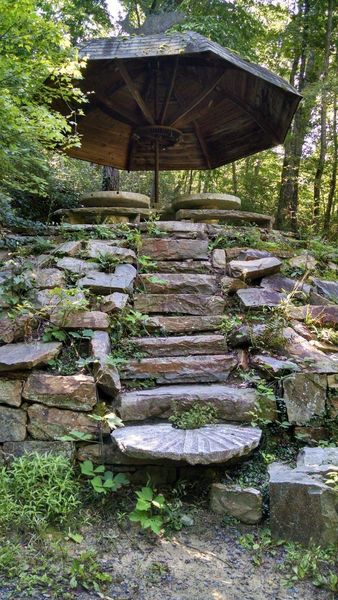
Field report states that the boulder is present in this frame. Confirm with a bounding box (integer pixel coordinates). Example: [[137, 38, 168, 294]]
[[146, 315, 223, 334], [100, 292, 128, 313], [212, 249, 226, 269], [209, 483, 262, 524], [27, 404, 106, 440], [23, 373, 97, 411], [297, 447, 338, 467], [3, 440, 75, 462], [0, 342, 62, 372], [33, 268, 65, 289], [229, 257, 282, 281], [237, 288, 285, 307], [269, 462, 338, 546], [121, 354, 238, 384], [51, 310, 110, 330], [134, 294, 225, 316], [86, 241, 136, 262], [112, 423, 262, 465], [282, 373, 327, 425], [118, 383, 270, 422], [0, 406, 27, 442], [78, 264, 137, 293], [127, 334, 227, 357], [140, 238, 209, 260], [261, 274, 311, 295], [287, 305, 338, 327], [53, 240, 82, 256], [56, 257, 100, 274], [138, 273, 218, 295], [0, 379, 23, 407]]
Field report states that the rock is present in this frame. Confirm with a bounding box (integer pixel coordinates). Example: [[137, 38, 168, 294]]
[[3, 440, 75, 462], [56, 257, 100, 274], [173, 192, 241, 211], [90, 330, 111, 359], [225, 247, 245, 260], [100, 292, 128, 313], [33, 268, 65, 289], [23, 373, 97, 411], [139, 221, 208, 238], [146, 315, 223, 334], [77, 441, 159, 465], [118, 383, 268, 422], [78, 264, 137, 293], [86, 241, 136, 263], [269, 462, 338, 546], [282, 373, 327, 425], [294, 426, 330, 442], [237, 249, 272, 261], [250, 354, 300, 375], [90, 331, 121, 397], [282, 327, 337, 372], [288, 253, 317, 271], [210, 483, 262, 524], [127, 335, 227, 357], [0, 406, 27, 442], [0, 314, 38, 344], [287, 305, 338, 326], [140, 238, 209, 260], [221, 276, 248, 294], [229, 257, 282, 281], [297, 447, 338, 467], [53, 240, 82, 256], [309, 290, 333, 306], [227, 324, 266, 348], [121, 354, 238, 384], [0, 342, 62, 372], [0, 379, 23, 407], [51, 310, 110, 330], [134, 294, 225, 316], [27, 404, 106, 440], [154, 260, 211, 273], [138, 273, 218, 295], [237, 288, 285, 307], [112, 423, 262, 465], [261, 274, 311, 295], [212, 249, 226, 269], [34, 288, 86, 313]]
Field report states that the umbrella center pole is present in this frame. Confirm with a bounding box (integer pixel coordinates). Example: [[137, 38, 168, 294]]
[[154, 138, 160, 209]]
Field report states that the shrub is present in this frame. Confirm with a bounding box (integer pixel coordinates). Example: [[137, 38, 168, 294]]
[[169, 402, 218, 429]]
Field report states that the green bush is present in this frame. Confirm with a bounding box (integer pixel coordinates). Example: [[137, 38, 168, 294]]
[[0, 453, 80, 530]]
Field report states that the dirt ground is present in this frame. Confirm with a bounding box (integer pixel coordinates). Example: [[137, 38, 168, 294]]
[[1, 509, 333, 600]]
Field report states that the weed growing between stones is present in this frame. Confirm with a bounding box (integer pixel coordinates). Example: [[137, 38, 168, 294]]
[[209, 226, 261, 250], [44, 328, 94, 375], [96, 251, 124, 272], [169, 402, 218, 430], [0, 259, 35, 306], [110, 307, 150, 340], [138, 254, 158, 272], [143, 212, 166, 237], [129, 484, 185, 535]]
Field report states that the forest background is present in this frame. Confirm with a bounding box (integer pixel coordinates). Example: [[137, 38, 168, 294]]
[[0, 0, 337, 237]]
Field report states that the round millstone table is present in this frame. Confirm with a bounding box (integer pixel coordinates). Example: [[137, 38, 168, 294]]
[[173, 193, 241, 224], [54, 191, 150, 224]]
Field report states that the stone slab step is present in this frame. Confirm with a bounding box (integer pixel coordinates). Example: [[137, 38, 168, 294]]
[[140, 238, 209, 260], [120, 354, 237, 384], [139, 221, 208, 238], [154, 260, 212, 273], [78, 264, 137, 293], [138, 273, 218, 294], [0, 342, 62, 372], [176, 209, 273, 229], [134, 294, 225, 315], [112, 423, 262, 465], [126, 334, 227, 357], [118, 383, 258, 422], [146, 315, 223, 334]]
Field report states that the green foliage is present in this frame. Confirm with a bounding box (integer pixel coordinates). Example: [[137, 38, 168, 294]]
[[169, 402, 218, 430], [111, 307, 149, 341], [143, 212, 165, 237], [80, 460, 129, 495], [0, 259, 35, 307], [0, 453, 80, 531], [138, 254, 158, 272], [209, 227, 261, 250], [325, 471, 338, 491], [219, 314, 242, 338], [69, 550, 112, 592], [96, 251, 123, 272], [129, 486, 167, 535]]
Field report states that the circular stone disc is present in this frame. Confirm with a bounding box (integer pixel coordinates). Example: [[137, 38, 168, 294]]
[[112, 423, 262, 465], [173, 193, 241, 211], [82, 191, 150, 208]]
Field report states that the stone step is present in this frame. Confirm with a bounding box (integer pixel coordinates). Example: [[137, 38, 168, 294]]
[[118, 383, 262, 422], [134, 294, 225, 315], [112, 423, 262, 465], [176, 208, 273, 229], [153, 260, 212, 273], [138, 273, 218, 295], [126, 334, 226, 357], [120, 353, 237, 384], [146, 315, 223, 334], [140, 238, 209, 260]]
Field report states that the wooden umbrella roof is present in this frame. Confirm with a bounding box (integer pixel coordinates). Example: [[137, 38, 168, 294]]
[[59, 31, 301, 171]]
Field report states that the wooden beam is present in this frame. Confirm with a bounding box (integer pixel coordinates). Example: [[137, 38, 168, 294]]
[[116, 60, 155, 125], [94, 98, 139, 127], [160, 56, 179, 124], [193, 120, 211, 168], [170, 71, 226, 127]]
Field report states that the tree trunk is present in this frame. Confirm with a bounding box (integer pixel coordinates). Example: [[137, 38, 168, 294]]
[[312, 0, 333, 225], [323, 93, 337, 233], [102, 166, 120, 191], [231, 162, 238, 195]]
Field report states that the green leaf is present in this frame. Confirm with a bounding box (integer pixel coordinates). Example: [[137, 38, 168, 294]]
[[152, 494, 166, 509], [80, 460, 94, 476], [136, 498, 151, 511], [93, 465, 105, 474], [138, 486, 153, 501], [67, 532, 83, 544]]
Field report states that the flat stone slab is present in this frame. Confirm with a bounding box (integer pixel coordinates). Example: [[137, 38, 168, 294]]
[[283, 327, 337, 372], [33, 268, 65, 289], [53, 240, 82, 256], [237, 249, 272, 261], [86, 241, 136, 262], [78, 264, 137, 293], [173, 193, 241, 211], [121, 354, 237, 384], [54, 207, 150, 224], [27, 404, 108, 440], [82, 191, 150, 208], [90, 331, 121, 397], [51, 310, 110, 330], [0, 379, 23, 407], [154, 260, 212, 274], [0, 406, 27, 442], [146, 315, 223, 334], [56, 257, 101, 274], [3, 440, 75, 462], [210, 483, 262, 524], [139, 221, 208, 238], [176, 209, 273, 228], [287, 305, 338, 326], [311, 277, 338, 303], [118, 383, 264, 422], [297, 447, 338, 467], [112, 423, 262, 465], [229, 257, 282, 281], [134, 294, 225, 315], [282, 373, 327, 425], [127, 335, 227, 357], [237, 288, 285, 307], [140, 238, 209, 261], [261, 274, 311, 295], [23, 373, 97, 411], [0, 342, 62, 372], [138, 273, 218, 295], [250, 354, 300, 374]]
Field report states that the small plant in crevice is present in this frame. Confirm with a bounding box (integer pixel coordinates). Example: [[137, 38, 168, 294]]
[[45, 328, 94, 375], [80, 460, 129, 495], [0, 259, 35, 307], [129, 484, 184, 536], [96, 251, 123, 273], [143, 212, 165, 237], [110, 307, 149, 341], [209, 226, 261, 251], [169, 402, 218, 430], [219, 314, 243, 339], [45, 287, 90, 325], [138, 254, 158, 273]]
